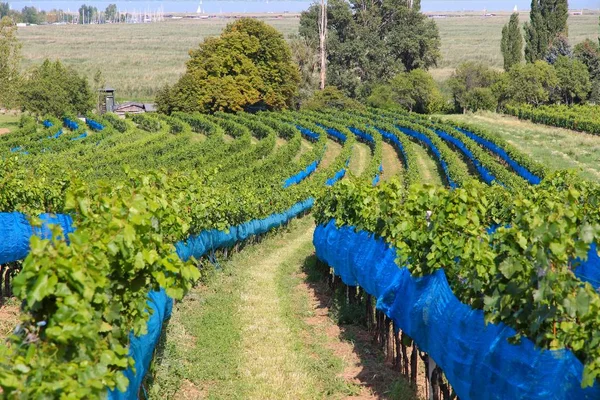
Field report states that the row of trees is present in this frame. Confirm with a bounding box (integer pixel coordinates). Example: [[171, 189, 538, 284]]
[[157, 0, 442, 113], [447, 58, 593, 113], [0, 17, 94, 116], [0, 3, 127, 25], [498, 2, 600, 108]]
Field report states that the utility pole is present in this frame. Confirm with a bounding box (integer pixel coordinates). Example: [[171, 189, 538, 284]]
[[318, 0, 327, 90]]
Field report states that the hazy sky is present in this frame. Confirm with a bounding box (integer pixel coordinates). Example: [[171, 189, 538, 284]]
[[6, 0, 600, 13]]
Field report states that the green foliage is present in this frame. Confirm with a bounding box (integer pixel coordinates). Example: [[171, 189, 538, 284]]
[[554, 56, 591, 104], [575, 39, 600, 79], [79, 4, 98, 24], [448, 62, 500, 112], [499, 60, 558, 106], [105, 4, 117, 21], [525, 0, 569, 63], [19, 59, 94, 117], [0, 3, 9, 18], [505, 103, 600, 135], [20, 6, 45, 25], [314, 174, 600, 387], [0, 173, 201, 398], [301, 87, 365, 112], [299, 0, 440, 98], [159, 18, 300, 114], [288, 34, 320, 109], [545, 34, 572, 64], [501, 13, 523, 71], [367, 69, 444, 114], [0, 17, 21, 110]]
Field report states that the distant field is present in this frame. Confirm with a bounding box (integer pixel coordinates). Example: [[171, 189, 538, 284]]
[[430, 12, 600, 81], [16, 12, 599, 101], [16, 17, 301, 102]]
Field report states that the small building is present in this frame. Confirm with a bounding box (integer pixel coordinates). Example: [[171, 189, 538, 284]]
[[113, 102, 156, 117], [98, 86, 116, 114]]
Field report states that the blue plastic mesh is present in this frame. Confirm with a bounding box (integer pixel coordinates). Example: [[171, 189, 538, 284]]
[[295, 125, 320, 141], [348, 127, 375, 144], [42, 120, 53, 128], [63, 118, 79, 131], [107, 288, 173, 400], [0, 212, 75, 264], [316, 124, 347, 143], [86, 119, 105, 131], [374, 128, 408, 168], [574, 242, 600, 290], [0, 212, 33, 265], [434, 129, 497, 185], [70, 132, 88, 141], [314, 220, 600, 400], [395, 126, 457, 188], [455, 128, 542, 185], [283, 160, 319, 188]]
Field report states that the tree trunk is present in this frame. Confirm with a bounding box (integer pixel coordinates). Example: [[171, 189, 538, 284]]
[[319, 0, 327, 90]]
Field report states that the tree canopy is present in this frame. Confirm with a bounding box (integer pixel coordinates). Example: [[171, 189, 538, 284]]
[[0, 17, 21, 110], [299, 0, 440, 98], [501, 13, 523, 71], [524, 0, 568, 62], [20, 59, 94, 116], [158, 18, 300, 114]]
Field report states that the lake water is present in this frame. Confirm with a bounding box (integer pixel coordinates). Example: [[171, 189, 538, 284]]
[[5, 0, 599, 14]]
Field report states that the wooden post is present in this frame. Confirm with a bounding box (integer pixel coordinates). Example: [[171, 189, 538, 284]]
[[318, 0, 327, 90]]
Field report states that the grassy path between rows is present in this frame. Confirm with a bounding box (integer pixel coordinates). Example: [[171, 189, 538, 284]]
[[410, 142, 443, 186], [348, 142, 371, 178], [319, 139, 343, 171], [381, 142, 403, 182], [443, 112, 600, 182], [147, 217, 416, 399]]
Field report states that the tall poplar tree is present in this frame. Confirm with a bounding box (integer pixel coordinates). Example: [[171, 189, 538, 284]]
[[501, 13, 523, 70], [524, 0, 568, 62]]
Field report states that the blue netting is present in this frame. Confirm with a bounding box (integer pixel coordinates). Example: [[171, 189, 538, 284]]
[[316, 124, 347, 143], [348, 127, 375, 144], [107, 288, 173, 400], [175, 198, 314, 262], [0, 213, 75, 264], [86, 119, 105, 132], [456, 128, 542, 185], [10, 146, 23, 153], [435, 129, 497, 185], [0, 213, 33, 265], [0, 196, 315, 398], [283, 160, 319, 188], [374, 128, 409, 169], [63, 118, 79, 131], [314, 220, 600, 400], [70, 132, 88, 141], [396, 126, 456, 188], [48, 129, 63, 139], [573, 242, 600, 290], [326, 169, 346, 186], [295, 125, 320, 141], [42, 120, 53, 128]]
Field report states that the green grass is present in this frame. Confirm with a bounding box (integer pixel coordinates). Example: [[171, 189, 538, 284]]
[[16, 17, 300, 102], [0, 115, 19, 133], [15, 12, 599, 101], [442, 111, 600, 182], [429, 12, 600, 82], [410, 141, 444, 186], [146, 217, 359, 399]]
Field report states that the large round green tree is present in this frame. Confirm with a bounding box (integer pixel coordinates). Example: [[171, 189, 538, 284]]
[[158, 18, 300, 114]]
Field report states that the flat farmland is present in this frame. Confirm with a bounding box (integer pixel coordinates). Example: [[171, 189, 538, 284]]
[[16, 12, 599, 101]]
